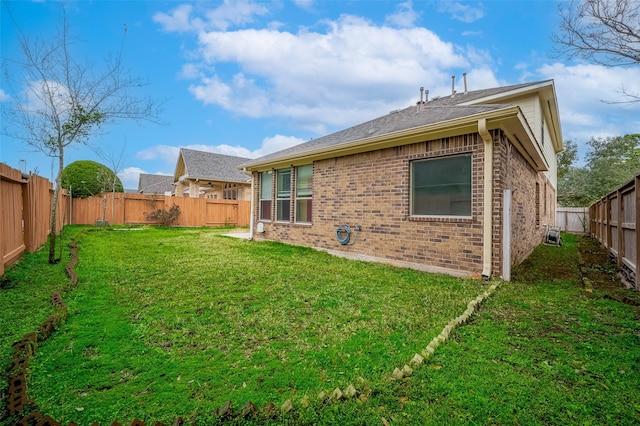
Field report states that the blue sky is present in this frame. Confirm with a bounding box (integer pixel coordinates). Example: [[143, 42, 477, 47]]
[[2, 0, 639, 189]]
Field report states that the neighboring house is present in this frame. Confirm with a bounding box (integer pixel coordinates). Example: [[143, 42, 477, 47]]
[[174, 148, 252, 200], [137, 173, 175, 196], [240, 79, 563, 280]]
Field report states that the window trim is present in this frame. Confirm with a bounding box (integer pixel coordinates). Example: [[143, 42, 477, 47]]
[[275, 168, 292, 222], [294, 164, 313, 223], [259, 171, 272, 221], [409, 153, 473, 219]]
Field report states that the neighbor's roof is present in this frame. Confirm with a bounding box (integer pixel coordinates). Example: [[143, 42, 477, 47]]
[[241, 80, 561, 171], [175, 148, 252, 183], [138, 173, 174, 194]]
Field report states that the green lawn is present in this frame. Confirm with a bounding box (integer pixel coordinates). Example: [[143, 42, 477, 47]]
[[1, 227, 638, 425]]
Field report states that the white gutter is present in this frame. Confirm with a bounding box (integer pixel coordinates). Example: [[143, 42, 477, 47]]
[[243, 168, 254, 240], [478, 118, 493, 279]]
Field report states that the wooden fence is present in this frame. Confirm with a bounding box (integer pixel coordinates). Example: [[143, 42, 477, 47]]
[[70, 193, 251, 228], [589, 173, 640, 291], [556, 207, 589, 234], [1, 163, 68, 275]]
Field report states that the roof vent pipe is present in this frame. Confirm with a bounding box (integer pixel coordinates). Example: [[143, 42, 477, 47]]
[[463, 72, 468, 94], [451, 75, 456, 97], [425, 89, 429, 102]]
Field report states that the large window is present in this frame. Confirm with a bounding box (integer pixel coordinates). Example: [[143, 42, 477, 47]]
[[295, 165, 313, 223], [276, 168, 291, 221], [259, 171, 272, 221], [411, 154, 472, 217]]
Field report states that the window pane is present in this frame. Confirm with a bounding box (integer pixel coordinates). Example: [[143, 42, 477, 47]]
[[260, 171, 272, 199], [295, 199, 312, 222], [260, 200, 271, 220], [296, 165, 313, 197], [277, 169, 291, 198], [276, 199, 290, 221], [411, 155, 471, 216]]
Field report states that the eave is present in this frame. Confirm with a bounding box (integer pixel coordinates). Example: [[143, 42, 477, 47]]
[[243, 105, 548, 172]]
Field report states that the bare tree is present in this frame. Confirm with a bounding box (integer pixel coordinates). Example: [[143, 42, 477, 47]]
[[553, 0, 640, 102], [94, 142, 129, 223], [2, 3, 162, 263]]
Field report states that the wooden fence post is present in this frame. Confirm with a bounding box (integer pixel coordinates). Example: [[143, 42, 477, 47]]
[[635, 174, 639, 290]]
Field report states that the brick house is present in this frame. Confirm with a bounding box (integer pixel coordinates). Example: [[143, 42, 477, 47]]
[[174, 148, 252, 200], [240, 80, 562, 280]]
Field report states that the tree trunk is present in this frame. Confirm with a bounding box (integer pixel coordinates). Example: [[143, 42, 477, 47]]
[[48, 185, 59, 263], [48, 147, 64, 264]]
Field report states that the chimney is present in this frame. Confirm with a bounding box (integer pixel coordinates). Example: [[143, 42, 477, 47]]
[[420, 86, 424, 104], [425, 89, 429, 102], [451, 75, 456, 97], [463, 72, 468, 94]]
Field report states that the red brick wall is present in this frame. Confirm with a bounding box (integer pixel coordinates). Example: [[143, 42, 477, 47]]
[[252, 130, 555, 277]]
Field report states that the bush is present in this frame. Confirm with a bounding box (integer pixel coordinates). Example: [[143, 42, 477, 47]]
[[61, 160, 124, 198], [143, 204, 180, 226]]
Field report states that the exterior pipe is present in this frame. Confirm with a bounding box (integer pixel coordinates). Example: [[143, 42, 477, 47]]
[[478, 118, 492, 279], [243, 168, 255, 240]]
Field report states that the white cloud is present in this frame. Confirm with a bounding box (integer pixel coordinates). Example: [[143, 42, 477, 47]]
[[23, 80, 71, 114], [135, 135, 305, 168], [438, 2, 485, 23], [154, 1, 270, 33], [536, 63, 640, 155], [385, 1, 419, 28], [0, 89, 10, 102], [153, 4, 198, 33], [293, 0, 314, 11], [173, 12, 474, 132], [118, 166, 148, 189]]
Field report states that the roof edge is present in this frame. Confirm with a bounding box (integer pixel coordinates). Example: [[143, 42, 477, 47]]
[[241, 106, 521, 170]]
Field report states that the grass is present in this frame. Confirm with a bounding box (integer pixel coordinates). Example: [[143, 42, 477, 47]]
[[1, 228, 639, 425], [3, 226, 482, 424]]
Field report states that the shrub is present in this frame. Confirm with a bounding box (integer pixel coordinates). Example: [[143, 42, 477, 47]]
[[144, 204, 180, 226]]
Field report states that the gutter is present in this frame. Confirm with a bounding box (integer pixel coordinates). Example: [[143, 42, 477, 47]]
[[242, 168, 254, 240], [478, 118, 492, 279], [241, 106, 520, 171]]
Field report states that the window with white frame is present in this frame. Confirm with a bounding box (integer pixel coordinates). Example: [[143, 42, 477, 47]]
[[411, 154, 472, 217], [259, 171, 272, 221], [295, 165, 312, 223], [276, 168, 291, 221]]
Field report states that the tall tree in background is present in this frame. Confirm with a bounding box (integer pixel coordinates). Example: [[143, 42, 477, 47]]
[[2, 4, 162, 263], [557, 135, 640, 206], [554, 0, 640, 102], [585, 134, 640, 197], [557, 140, 592, 207]]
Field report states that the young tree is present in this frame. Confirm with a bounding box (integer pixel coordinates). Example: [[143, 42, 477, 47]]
[[554, 0, 640, 102], [2, 4, 162, 263], [94, 142, 130, 223]]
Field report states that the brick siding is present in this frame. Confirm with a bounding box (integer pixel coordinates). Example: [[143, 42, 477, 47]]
[[252, 130, 555, 278]]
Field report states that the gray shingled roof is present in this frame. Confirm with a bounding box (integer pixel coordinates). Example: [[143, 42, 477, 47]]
[[240, 80, 551, 169], [179, 148, 251, 182], [138, 173, 175, 194], [425, 81, 551, 106], [241, 104, 510, 167]]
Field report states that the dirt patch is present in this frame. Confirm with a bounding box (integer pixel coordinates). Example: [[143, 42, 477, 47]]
[[577, 235, 640, 306]]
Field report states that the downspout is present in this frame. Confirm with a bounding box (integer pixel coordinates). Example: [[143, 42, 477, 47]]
[[478, 118, 492, 279], [243, 168, 254, 240]]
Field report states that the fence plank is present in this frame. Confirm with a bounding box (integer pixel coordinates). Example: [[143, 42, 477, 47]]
[[70, 193, 251, 227], [636, 175, 640, 290], [1, 164, 64, 274], [590, 173, 640, 291], [555, 207, 589, 234]]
